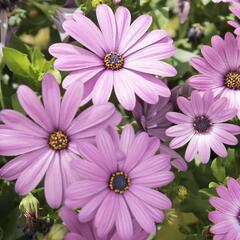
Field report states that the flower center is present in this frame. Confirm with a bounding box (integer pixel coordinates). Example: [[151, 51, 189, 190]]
[[104, 52, 124, 70], [0, 0, 19, 10], [48, 131, 69, 150], [193, 116, 211, 133], [224, 71, 240, 90], [109, 171, 130, 194]]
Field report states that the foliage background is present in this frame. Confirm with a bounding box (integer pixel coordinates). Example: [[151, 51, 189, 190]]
[[0, 0, 239, 239]]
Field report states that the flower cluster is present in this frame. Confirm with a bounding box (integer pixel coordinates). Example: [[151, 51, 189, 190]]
[[0, 0, 240, 239]]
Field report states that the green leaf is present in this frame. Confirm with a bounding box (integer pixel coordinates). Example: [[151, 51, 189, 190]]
[[211, 158, 226, 182], [3, 48, 33, 78]]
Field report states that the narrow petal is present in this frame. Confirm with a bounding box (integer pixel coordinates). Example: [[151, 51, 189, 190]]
[[124, 191, 156, 234], [17, 85, 53, 131], [59, 80, 83, 131], [15, 149, 54, 195], [120, 124, 135, 155], [44, 152, 63, 208], [42, 74, 61, 128], [116, 196, 133, 240], [185, 135, 199, 162]]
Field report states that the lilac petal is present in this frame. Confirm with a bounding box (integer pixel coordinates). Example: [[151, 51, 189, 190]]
[[212, 128, 238, 145], [124, 29, 168, 57], [130, 185, 172, 209], [17, 85, 53, 131], [144, 204, 164, 223], [165, 112, 192, 124], [96, 129, 118, 172], [0, 110, 48, 137], [96, 4, 116, 51], [166, 124, 194, 137], [15, 149, 54, 195], [65, 233, 84, 240], [185, 135, 199, 162], [209, 196, 238, 214], [207, 98, 228, 118], [132, 171, 174, 188], [210, 221, 234, 234], [0, 129, 47, 156], [125, 60, 177, 77], [70, 159, 107, 181], [44, 152, 63, 208], [198, 136, 211, 164], [95, 192, 118, 238], [92, 70, 114, 104], [190, 56, 215, 75], [217, 123, 240, 136], [115, 6, 131, 44], [59, 207, 80, 233], [123, 132, 150, 172], [171, 158, 188, 172], [62, 67, 104, 89], [54, 55, 102, 72], [216, 185, 232, 202], [119, 124, 135, 155], [227, 178, 240, 203], [49, 43, 96, 58], [67, 103, 121, 137], [60, 150, 82, 197], [130, 155, 171, 178], [78, 190, 108, 223], [59, 80, 83, 131], [125, 42, 175, 62], [121, 69, 160, 104], [208, 211, 229, 224], [119, 15, 152, 54], [191, 91, 203, 116], [116, 196, 133, 240], [113, 70, 136, 110], [42, 74, 61, 128], [0, 148, 45, 180], [77, 142, 101, 162], [213, 109, 238, 122], [177, 96, 194, 117], [63, 17, 105, 57], [65, 180, 107, 209], [124, 191, 156, 234], [169, 134, 194, 149], [142, 137, 160, 160]]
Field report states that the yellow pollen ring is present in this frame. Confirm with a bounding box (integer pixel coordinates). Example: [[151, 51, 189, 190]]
[[224, 71, 240, 90], [104, 52, 124, 71], [48, 130, 69, 151], [109, 171, 131, 194]]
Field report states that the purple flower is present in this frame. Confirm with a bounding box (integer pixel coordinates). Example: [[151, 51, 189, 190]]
[[49, 4, 176, 110], [60, 207, 149, 240], [132, 96, 188, 172], [132, 96, 173, 142], [53, 7, 83, 42], [188, 32, 240, 118], [0, 74, 121, 208], [209, 177, 240, 238], [166, 91, 240, 164], [65, 125, 174, 239], [178, 0, 191, 24]]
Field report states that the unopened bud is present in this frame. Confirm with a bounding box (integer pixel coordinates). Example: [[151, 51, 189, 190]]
[[45, 224, 67, 240]]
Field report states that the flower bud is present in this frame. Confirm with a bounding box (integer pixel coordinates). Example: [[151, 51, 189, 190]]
[[45, 224, 67, 240]]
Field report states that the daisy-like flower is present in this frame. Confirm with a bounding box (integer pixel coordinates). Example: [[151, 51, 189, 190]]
[[229, 4, 240, 35], [165, 91, 240, 164], [209, 177, 240, 239], [49, 4, 176, 110], [0, 74, 121, 209], [188, 32, 240, 118], [132, 97, 187, 171], [65, 125, 174, 239], [60, 207, 149, 240], [132, 96, 173, 142]]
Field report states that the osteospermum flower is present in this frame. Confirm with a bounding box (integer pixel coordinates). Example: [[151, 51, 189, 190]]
[[0, 74, 120, 208], [60, 207, 149, 240], [188, 32, 240, 118], [65, 125, 174, 239], [209, 177, 240, 239], [165, 91, 240, 164], [132, 96, 173, 142], [49, 4, 176, 110]]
